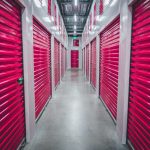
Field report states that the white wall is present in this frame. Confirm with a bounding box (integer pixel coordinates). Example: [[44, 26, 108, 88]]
[[67, 36, 82, 69]]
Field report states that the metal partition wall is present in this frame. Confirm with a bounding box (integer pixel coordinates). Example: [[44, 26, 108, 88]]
[[127, 0, 150, 149], [0, 1, 26, 149], [33, 18, 51, 119], [99, 17, 120, 120], [90, 38, 97, 89]]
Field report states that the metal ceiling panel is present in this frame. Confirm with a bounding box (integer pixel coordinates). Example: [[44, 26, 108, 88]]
[[57, 0, 93, 35]]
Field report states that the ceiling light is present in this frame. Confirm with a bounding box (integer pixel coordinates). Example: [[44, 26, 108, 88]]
[[104, 0, 110, 6], [74, 14, 77, 22], [43, 17, 51, 23], [96, 15, 106, 22], [74, 0, 78, 6], [74, 25, 77, 30], [110, 0, 118, 6]]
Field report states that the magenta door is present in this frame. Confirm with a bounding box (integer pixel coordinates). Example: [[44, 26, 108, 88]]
[[71, 50, 79, 68], [0, 0, 25, 149]]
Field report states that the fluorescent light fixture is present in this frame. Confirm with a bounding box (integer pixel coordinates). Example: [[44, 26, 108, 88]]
[[110, 0, 118, 6], [74, 14, 77, 22], [50, 16, 54, 22], [34, 0, 41, 8], [96, 15, 106, 22], [74, 25, 77, 30], [51, 26, 57, 30], [104, 0, 110, 6], [43, 17, 51, 23], [74, 0, 78, 6]]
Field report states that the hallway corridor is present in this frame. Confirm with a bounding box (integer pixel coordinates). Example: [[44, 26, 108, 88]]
[[24, 70, 128, 150]]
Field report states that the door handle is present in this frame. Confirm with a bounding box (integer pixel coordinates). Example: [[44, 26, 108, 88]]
[[18, 77, 24, 85]]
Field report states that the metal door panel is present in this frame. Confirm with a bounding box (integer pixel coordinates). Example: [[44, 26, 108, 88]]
[[90, 39, 96, 89], [0, 0, 25, 149], [99, 17, 120, 119], [127, 0, 150, 149], [71, 50, 79, 68], [33, 19, 51, 119]]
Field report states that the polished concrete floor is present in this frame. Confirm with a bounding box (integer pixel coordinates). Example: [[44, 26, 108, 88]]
[[24, 70, 129, 150]]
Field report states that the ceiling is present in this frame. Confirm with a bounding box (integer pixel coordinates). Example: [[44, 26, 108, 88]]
[[57, 0, 93, 36]]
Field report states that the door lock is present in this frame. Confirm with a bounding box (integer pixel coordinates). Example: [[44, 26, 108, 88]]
[[18, 77, 24, 85]]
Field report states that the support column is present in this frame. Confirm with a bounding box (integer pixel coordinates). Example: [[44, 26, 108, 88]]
[[21, 0, 35, 143], [117, 0, 132, 144]]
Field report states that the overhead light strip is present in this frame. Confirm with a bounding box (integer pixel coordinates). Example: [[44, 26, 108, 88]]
[[74, 14, 77, 22], [74, 0, 78, 6]]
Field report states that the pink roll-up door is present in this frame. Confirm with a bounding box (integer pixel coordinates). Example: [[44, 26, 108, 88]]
[[65, 48, 67, 71], [99, 17, 120, 119], [61, 45, 65, 78], [127, 0, 150, 149], [0, 0, 26, 149], [82, 49, 84, 70], [71, 50, 79, 68], [86, 44, 89, 80], [54, 38, 60, 88], [90, 39, 96, 89], [58, 42, 60, 83], [33, 18, 51, 119]]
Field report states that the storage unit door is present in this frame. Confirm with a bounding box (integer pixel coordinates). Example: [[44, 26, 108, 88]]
[[71, 50, 79, 68], [82, 49, 84, 70], [58, 42, 60, 83], [86, 45, 89, 80], [54, 39, 59, 87], [0, 1, 26, 149], [33, 19, 51, 119], [90, 39, 96, 89], [65, 48, 67, 71], [61, 46, 63, 78], [127, 0, 150, 149], [61, 46, 64, 78], [99, 17, 120, 119]]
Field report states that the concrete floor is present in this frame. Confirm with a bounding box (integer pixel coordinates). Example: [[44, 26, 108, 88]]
[[24, 70, 129, 150]]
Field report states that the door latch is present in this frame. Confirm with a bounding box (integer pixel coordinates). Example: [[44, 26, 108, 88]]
[[18, 77, 24, 85]]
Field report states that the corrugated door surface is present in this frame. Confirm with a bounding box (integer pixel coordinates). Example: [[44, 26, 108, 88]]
[[71, 50, 79, 68], [90, 39, 96, 89], [99, 17, 120, 119], [65, 48, 67, 71], [82, 49, 84, 70], [54, 39, 60, 88], [84, 48, 86, 73], [0, 0, 25, 149], [33, 19, 51, 119], [128, 0, 150, 149], [86, 44, 89, 80], [58, 42, 60, 83], [61, 45, 65, 78]]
